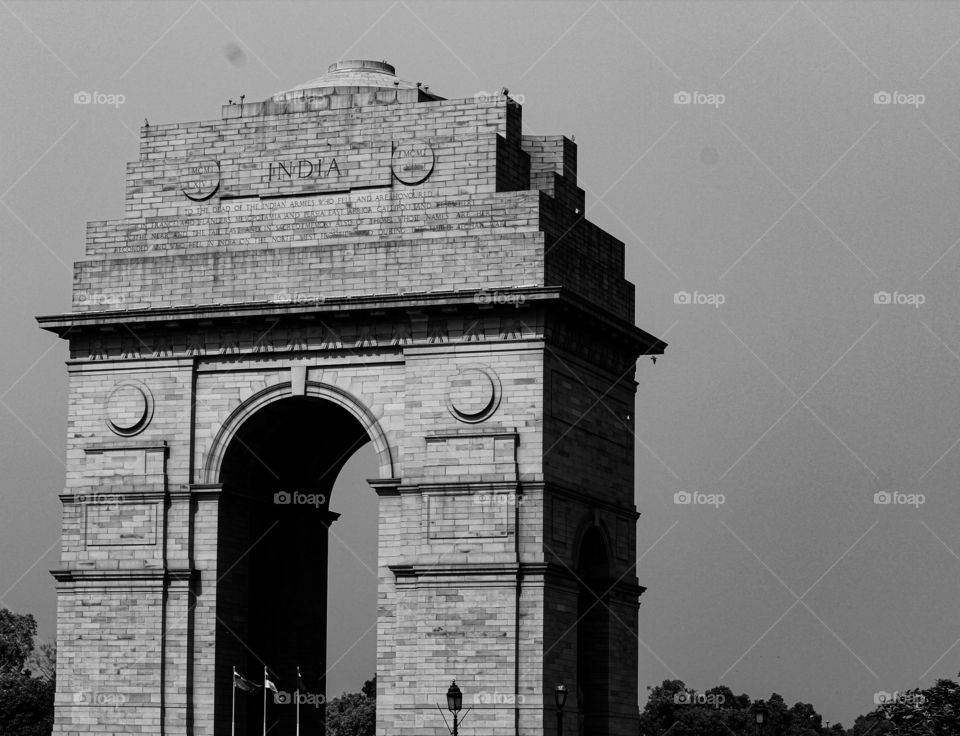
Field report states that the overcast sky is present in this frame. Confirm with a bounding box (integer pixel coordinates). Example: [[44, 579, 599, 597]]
[[4, 0, 960, 727]]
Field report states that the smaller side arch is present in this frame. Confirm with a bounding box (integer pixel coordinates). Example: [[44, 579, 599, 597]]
[[572, 513, 615, 736], [571, 513, 614, 575], [202, 380, 395, 484]]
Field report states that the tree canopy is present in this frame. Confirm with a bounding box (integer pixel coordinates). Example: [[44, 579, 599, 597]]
[[640, 677, 960, 736], [639, 679, 836, 736], [0, 608, 55, 736], [325, 675, 376, 736]]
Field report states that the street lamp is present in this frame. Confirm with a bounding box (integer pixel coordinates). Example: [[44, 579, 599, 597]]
[[753, 700, 768, 736], [554, 683, 568, 736], [446, 681, 463, 736]]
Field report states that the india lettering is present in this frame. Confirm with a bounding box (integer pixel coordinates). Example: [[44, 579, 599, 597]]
[[267, 158, 342, 181]]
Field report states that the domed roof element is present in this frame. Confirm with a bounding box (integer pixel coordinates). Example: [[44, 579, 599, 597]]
[[270, 60, 441, 101]]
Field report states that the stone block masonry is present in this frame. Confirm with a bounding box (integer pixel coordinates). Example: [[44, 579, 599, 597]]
[[38, 60, 665, 736]]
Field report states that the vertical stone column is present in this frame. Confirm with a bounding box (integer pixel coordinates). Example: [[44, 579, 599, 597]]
[[188, 484, 227, 736], [607, 584, 642, 736], [371, 478, 403, 736], [163, 488, 196, 734]]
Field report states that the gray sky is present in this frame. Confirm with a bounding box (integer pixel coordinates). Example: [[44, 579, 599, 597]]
[[3, 0, 960, 726]]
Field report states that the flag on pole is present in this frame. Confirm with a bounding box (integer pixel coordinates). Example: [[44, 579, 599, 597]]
[[297, 666, 306, 692], [233, 667, 258, 693], [262, 666, 273, 736], [232, 666, 259, 736], [264, 667, 278, 693]]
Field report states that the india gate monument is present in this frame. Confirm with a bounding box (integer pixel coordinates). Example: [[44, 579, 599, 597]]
[[38, 59, 665, 735]]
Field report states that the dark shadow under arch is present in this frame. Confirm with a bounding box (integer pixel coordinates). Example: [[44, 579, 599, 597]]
[[203, 381, 396, 485], [215, 396, 371, 735], [577, 525, 611, 736]]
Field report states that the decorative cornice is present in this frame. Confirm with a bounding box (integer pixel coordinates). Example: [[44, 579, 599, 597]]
[[37, 288, 560, 332], [535, 562, 645, 598], [424, 429, 518, 441], [397, 480, 521, 495], [368, 478, 402, 497], [51, 568, 197, 585], [83, 440, 168, 455], [386, 561, 644, 602], [59, 488, 167, 504], [389, 562, 521, 578], [166, 569, 198, 583], [36, 287, 665, 358], [189, 483, 224, 499], [545, 482, 640, 520]]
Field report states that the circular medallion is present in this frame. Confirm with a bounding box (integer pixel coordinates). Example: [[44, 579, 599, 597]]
[[180, 157, 221, 201], [105, 382, 153, 436], [391, 140, 435, 185], [447, 365, 501, 423]]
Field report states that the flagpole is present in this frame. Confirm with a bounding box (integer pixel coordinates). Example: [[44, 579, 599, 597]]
[[296, 666, 300, 736], [231, 667, 236, 736], [263, 666, 268, 736]]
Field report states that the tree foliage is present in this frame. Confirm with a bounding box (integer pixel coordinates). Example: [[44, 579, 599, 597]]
[[850, 679, 960, 736], [638, 679, 833, 736], [0, 608, 55, 736], [639, 676, 960, 736], [0, 608, 37, 674], [325, 675, 376, 736], [0, 669, 55, 736], [26, 640, 56, 683]]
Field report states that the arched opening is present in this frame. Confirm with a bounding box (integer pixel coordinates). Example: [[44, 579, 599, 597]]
[[576, 526, 610, 736], [325, 442, 378, 698], [215, 395, 373, 734]]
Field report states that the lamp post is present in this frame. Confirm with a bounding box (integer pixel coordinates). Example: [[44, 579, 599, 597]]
[[446, 681, 463, 736], [753, 700, 768, 736], [554, 683, 568, 736]]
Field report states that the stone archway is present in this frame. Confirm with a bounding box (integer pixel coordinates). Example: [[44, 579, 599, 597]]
[[40, 58, 666, 736], [204, 381, 396, 486], [214, 394, 374, 734]]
